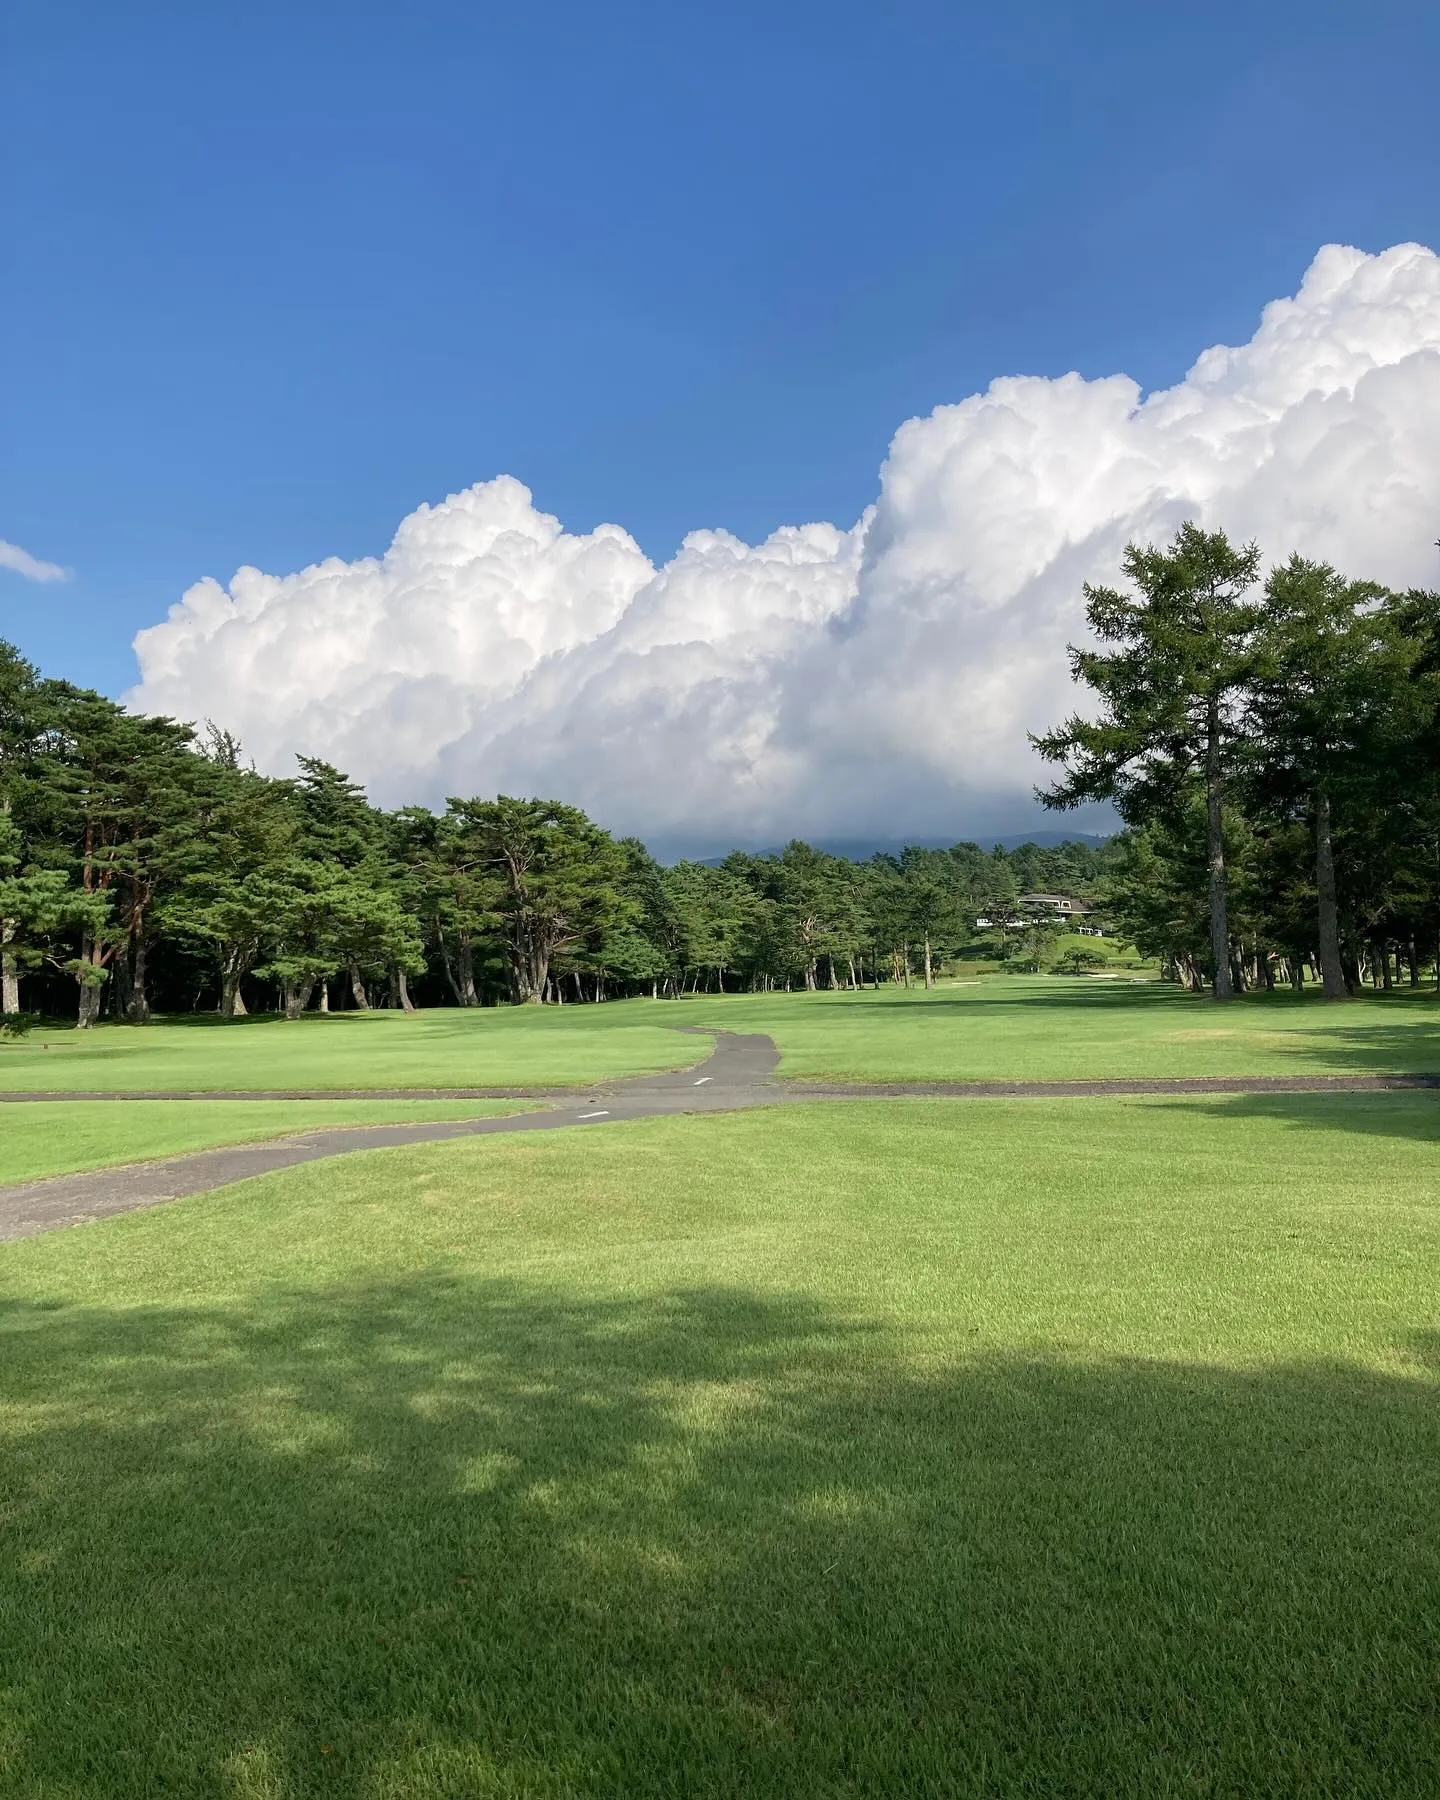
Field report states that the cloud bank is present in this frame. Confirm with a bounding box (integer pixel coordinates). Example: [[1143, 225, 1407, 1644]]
[[1, 540, 67, 582], [129, 242, 1440, 850]]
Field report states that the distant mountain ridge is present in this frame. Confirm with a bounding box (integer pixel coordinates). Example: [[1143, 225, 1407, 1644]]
[[689, 829, 1112, 868]]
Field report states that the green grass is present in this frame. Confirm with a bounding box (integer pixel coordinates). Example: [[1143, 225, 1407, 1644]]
[[3, 1093, 1439, 1795], [0, 1099, 533, 1186], [665, 977, 1440, 1081], [952, 927, 1157, 976], [1043, 925, 1156, 970], [0, 1005, 700, 1093], [5, 980, 1439, 1094]]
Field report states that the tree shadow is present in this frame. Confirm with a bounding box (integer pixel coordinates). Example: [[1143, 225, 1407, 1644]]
[[717, 982, 1193, 1016], [2, 1276, 1438, 1795], [1270, 1020, 1440, 1077], [1151, 1088, 1440, 1148]]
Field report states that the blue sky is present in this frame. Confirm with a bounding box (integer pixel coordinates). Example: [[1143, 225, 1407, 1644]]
[[3, 0, 1438, 701]]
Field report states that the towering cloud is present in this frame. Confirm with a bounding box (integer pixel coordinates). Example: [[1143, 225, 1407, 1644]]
[[129, 242, 1440, 848]]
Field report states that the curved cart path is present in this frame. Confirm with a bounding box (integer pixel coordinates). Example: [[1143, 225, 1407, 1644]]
[[2, 1030, 1435, 1243]]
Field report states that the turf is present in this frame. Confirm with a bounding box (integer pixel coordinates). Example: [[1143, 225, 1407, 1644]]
[[6, 980, 1439, 1096], [0, 1099, 533, 1186], [955, 927, 1156, 976], [2, 1093, 1438, 1795], [0, 1006, 699, 1093], [666, 977, 1440, 1081]]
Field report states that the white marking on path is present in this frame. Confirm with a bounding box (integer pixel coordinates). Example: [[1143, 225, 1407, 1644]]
[[577, 1110, 610, 1119], [694, 1077, 711, 1085]]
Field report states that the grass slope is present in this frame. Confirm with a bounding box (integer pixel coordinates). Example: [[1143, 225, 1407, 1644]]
[[3, 1093, 1438, 1795], [0, 1006, 698, 1093], [666, 978, 1440, 1081], [954, 927, 1156, 976], [0, 1099, 532, 1186]]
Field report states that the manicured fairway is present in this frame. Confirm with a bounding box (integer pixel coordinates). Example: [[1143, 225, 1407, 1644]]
[[668, 977, 1440, 1081], [0, 1006, 697, 1093], [4, 980, 1438, 1095], [2, 1093, 1437, 1796], [0, 1099, 533, 1186]]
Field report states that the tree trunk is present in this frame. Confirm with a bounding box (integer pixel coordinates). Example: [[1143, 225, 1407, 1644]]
[[124, 927, 151, 1023], [348, 962, 369, 1009], [282, 976, 316, 1020], [111, 935, 133, 1021], [923, 935, 934, 990], [437, 924, 467, 1006], [1380, 942, 1393, 991], [74, 934, 113, 1028], [220, 958, 247, 1017], [0, 792, 17, 1013], [76, 976, 104, 1029], [2, 922, 19, 1015], [455, 934, 479, 1005], [1206, 700, 1232, 1000], [1313, 789, 1347, 999], [1408, 937, 1420, 988]]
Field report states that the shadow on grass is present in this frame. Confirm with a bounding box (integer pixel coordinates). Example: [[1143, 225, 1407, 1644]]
[[690, 982, 1196, 1016], [2, 1278, 1438, 1797], [1270, 1019, 1440, 1078], [1152, 1088, 1440, 1148]]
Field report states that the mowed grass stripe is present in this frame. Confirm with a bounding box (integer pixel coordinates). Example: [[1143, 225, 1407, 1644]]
[[2, 1094, 1438, 1795], [0, 1006, 701, 1093], [0, 1099, 533, 1186]]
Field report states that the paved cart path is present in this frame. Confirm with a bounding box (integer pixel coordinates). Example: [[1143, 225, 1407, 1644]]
[[2, 1030, 1436, 1243]]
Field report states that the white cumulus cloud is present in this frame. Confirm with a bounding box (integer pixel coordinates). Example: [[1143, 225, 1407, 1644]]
[[1, 539, 68, 582], [128, 242, 1440, 850]]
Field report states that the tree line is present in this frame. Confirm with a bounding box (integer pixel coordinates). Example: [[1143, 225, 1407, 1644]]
[[0, 638, 1107, 1025], [1035, 524, 1440, 998], [7, 518, 1431, 1024]]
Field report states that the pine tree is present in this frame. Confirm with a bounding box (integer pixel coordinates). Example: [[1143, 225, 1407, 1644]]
[[1033, 524, 1263, 999]]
